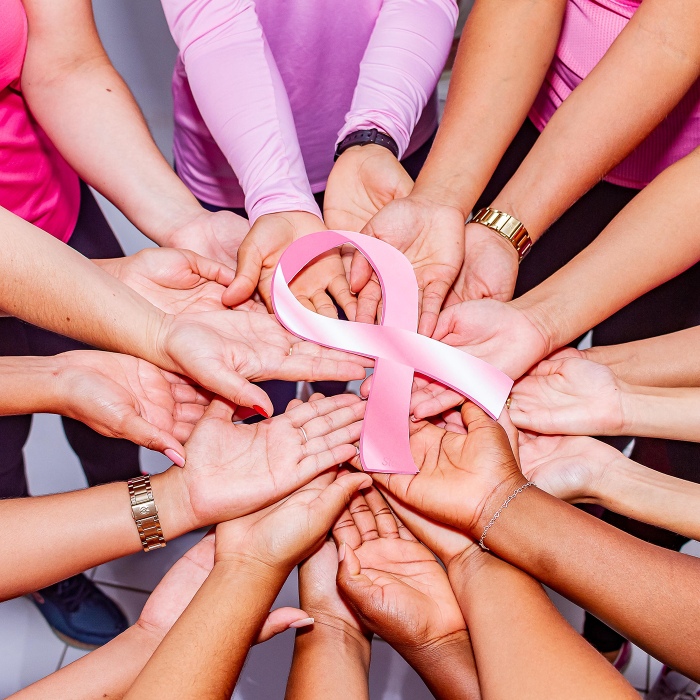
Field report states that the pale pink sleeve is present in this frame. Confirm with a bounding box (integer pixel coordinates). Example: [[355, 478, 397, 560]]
[[336, 0, 458, 159], [161, 0, 321, 223]]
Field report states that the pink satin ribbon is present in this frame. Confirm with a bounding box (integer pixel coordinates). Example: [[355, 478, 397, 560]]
[[271, 231, 513, 474]]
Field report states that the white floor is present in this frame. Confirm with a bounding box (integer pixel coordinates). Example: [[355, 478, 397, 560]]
[[1, 411, 697, 698]]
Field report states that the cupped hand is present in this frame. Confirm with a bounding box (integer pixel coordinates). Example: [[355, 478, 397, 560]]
[[213, 469, 373, 573], [518, 432, 621, 503], [173, 394, 366, 529], [55, 350, 210, 464], [159, 309, 370, 415], [223, 211, 357, 320], [138, 531, 310, 644], [164, 208, 250, 272], [97, 248, 235, 314], [324, 144, 414, 233], [509, 356, 627, 436], [359, 402, 524, 538], [352, 195, 465, 335], [333, 482, 467, 654], [446, 221, 519, 305]]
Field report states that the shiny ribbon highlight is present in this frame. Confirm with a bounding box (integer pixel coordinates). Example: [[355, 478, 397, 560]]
[[271, 231, 513, 474]]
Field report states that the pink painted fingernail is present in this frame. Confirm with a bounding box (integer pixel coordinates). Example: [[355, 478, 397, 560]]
[[288, 617, 314, 629], [338, 542, 346, 562], [164, 449, 185, 467]]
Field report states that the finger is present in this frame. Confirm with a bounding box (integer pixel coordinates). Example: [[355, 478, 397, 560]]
[[363, 486, 400, 539], [359, 373, 372, 398], [118, 414, 186, 465], [185, 250, 237, 287], [285, 393, 363, 428], [303, 421, 364, 458], [336, 542, 375, 613], [298, 443, 362, 480], [460, 400, 497, 432], [308, 392, 326, 402], [171, 383, 214, 406], [208, 370, 274, 417], [199, 396, 238, 422], [222, 238, 263, 307], [417, 279, 450, 337], [300, 399, 366, 440], [354, 277, 382, 326], [173, 403, 207, 424], [286, 398, 305, 412], [350, 248, 374, 294], [347, 489, 380, 542], [255, 607, 313, 644], [278, 355, 366, 383], [497, 407, 521, 466], [310, 290, 340, 319], [411, 388, 464, 421], [327, 272, 358, 322], [333, 507, 363, 550], [290, 341, 374, 369], [172, 421, 196, 444]]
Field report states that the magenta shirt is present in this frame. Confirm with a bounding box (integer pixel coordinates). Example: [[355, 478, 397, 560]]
[[0, 0, 80, 242], [529, 0, 700, 190], [162, 0, 458, 222]]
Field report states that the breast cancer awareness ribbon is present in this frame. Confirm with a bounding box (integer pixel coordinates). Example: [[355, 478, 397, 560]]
[[271, 231, 513, 475]]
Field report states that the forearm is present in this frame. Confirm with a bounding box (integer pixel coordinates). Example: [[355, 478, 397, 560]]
[[448, 552, 636, 699], [592, 453, 700, 542], [0, 356, 63, 415], [124, 559, 285, 700], [285, 622, 371, 700], [411, 0, 566, 217], [9, 623, 161, 700], [21, 0, 203, 246], [0, 468, 191, 600], [585, 327, 700, 387], [397, 633, 480, 700], [477, 482, 700, 679], [512, 148, 700, 354], [0, 208, 169, 365], [492, 0, 700, 239]]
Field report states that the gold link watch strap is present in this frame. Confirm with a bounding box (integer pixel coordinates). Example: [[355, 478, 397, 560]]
[[127, 475, 166, 552], [471, 207, 533, 262]]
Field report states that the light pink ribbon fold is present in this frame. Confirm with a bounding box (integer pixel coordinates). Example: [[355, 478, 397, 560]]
[[271, 231, 513, 474]]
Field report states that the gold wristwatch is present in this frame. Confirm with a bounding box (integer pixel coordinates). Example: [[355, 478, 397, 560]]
[[127, 475, 166, 552], [471, 207, 532, 262]]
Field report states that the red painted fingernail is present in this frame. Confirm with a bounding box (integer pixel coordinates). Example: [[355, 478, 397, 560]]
[[253, 405, 269, 418]]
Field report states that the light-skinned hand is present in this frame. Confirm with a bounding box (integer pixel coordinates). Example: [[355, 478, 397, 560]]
[[333, 483, 468, 655], [509, 356, 627, 436], [54, 350, 210, 465], [351, 195, 465, 335], [222, 211, 357, 320], [168, 394, 366, 531], [324, 144, 414, 233]]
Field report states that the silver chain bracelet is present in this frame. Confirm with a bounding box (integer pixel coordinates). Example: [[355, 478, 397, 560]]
[[478, 481, 535, 551]]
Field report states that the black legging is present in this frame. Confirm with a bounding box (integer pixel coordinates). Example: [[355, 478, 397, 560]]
[[477, 118, 700, 653], [0, 181, 142, 499]]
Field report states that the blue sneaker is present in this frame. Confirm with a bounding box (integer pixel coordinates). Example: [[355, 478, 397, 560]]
[[29, 573, 128, 649]]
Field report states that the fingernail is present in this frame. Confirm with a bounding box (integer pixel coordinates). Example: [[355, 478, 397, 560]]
[[410, 415, 419, 422], [164, 449, 185, 467], [288, 617, 314, 629], [355, 446, 361, 457], [252, 405, 270, 418], [338, 541, 346, 562]]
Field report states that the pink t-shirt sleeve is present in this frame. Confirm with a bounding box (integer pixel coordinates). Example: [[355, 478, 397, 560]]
[[161, 0, 321, 223], [336, 0, 458, 158]]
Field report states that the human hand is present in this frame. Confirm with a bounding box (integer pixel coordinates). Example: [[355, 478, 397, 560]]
[[97, 247, 236, 314], [54, 350, 210, 464], [518, 432, 622, 504], [168, 393, 366, 530], [401, 299, 550, 421], [158, 309, 369, 415], [446, 221, 519, 305], [223, 212, 357, 320], [324, 144, 413, 233], [214, 469, 373, 574], [509, 356, 628, 436], [360, 402, 524, 538], [352, 195, 465, 335], [333, 483, 467, 656], [137, 531, 311, 644], [164, 208, 250, 272]]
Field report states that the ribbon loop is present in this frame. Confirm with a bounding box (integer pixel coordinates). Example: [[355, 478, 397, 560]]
[[272, 231, 513, 474]]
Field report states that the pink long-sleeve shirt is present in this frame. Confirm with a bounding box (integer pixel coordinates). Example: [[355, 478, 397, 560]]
[[529, 0, 700, 190], [162, 0, 457, 222]]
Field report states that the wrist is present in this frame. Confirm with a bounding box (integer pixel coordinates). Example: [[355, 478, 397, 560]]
[[471, 472, 531, 541], [149, 468, 198, 541], [212, 555, 289, 593], [143, 201, 207, 248], [297, 610, 372, 660], [508, 295, 559, 358], [409, 184, 472, 222]]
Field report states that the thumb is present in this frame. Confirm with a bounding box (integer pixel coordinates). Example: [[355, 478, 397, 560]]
[[336, 542, 374, 612], [308, 472, 373, 537], [186, 250, 236, 287], [204, 368, 274, 418], [254, 607, 313, 644], [350, 248, 374, 294], [222, 238, 263, 307], [118, 413, 186, 466]]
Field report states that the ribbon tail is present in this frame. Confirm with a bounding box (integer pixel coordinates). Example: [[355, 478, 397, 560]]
[[360, 360, 418, 475]]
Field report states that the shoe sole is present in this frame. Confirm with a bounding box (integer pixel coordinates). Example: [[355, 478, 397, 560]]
[[51, 627, 101, 651]]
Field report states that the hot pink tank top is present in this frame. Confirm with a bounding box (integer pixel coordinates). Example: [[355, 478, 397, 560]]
[[0, 0, 80, 241], [529, 0, 700, 189]]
